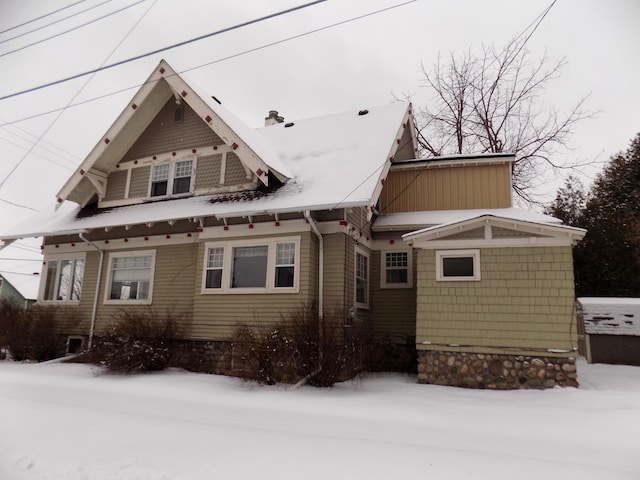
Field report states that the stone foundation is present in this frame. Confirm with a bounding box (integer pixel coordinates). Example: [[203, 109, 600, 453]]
[[171, 340, 233, 374], [417, 351, 578, 389]]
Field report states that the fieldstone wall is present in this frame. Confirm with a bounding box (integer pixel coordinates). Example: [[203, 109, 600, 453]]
[[171, 340, 233, 374], [417, 351, 578, 389]]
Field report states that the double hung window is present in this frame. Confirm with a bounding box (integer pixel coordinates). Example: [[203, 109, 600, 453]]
[[105, 251, 156, 304], [355, 248, 369, 308], [41, 255, 85, 302], [150, 159, 193, 197], [203, 237, 299, 293]]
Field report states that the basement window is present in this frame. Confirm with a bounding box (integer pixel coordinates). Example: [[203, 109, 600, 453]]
[[66, 336, 84, 355], [436, 250, 481, 281]]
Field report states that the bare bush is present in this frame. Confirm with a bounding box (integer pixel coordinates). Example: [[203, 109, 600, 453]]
[[97, 309, 187, 373]]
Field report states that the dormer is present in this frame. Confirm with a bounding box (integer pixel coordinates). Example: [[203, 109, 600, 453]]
[[55, 60, 290, 210]]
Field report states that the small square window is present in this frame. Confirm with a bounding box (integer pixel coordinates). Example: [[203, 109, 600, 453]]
[[436, 250, 481, 281], [381, 250, 412, 288]]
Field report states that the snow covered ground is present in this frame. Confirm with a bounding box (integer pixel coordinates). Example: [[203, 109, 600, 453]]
[[1, 359, 639, 480]]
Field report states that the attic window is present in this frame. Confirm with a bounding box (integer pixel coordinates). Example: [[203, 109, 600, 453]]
[[174, 106, 184, 123], [150, 159, 194, 198]]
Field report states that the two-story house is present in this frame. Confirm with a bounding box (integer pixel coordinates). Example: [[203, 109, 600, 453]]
[[0, 60, 585, 388]]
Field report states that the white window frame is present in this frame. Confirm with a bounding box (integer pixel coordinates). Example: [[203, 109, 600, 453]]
[[380, 249, 413, 289], [104, 250, 156, 305], [39, 252, 86, 303], [201, 236, 300, 294], [354, 247, 370, 309], [148, 156, 196, 198], [436, 249, 481, 281]]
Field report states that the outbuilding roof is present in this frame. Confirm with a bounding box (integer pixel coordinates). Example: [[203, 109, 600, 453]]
[[579, 298, 640, 336]]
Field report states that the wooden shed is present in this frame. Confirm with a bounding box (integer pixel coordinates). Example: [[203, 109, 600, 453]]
[[578, 298, 640, 366]]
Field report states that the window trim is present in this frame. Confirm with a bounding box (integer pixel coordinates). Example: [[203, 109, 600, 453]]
[[39, 252, 86, 304], [380, 249, 413, 289], [354, 247, 370, 309], [104, 250, 156, 305], [148, 156, 196, 199], [201, 236, 301, 294], [435, 249, 481, 281]]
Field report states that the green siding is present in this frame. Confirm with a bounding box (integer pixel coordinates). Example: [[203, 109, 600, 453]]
[[415, 246, 578, 356], [370, 251, 416, 340]]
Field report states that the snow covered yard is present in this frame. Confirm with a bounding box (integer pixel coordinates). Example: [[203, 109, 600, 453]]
[[1, 360, 639, 480]]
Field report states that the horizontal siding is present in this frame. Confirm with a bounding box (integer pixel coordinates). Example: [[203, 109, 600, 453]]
[[370, 251, 416, 340], [380, 163, 511, 213], [323, 233, 347, 312], [129, 166, 151, 198], [104, 170, 127, 201], [191, 232, 316, 340], [415, 246, 578, 354], [122, 100, 223, 162]]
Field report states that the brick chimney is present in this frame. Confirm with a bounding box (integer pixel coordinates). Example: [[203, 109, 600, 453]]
[[264, 110, 284, 126]]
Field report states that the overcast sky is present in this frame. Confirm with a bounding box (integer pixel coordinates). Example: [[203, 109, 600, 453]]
[[0, 0, 638, 283]]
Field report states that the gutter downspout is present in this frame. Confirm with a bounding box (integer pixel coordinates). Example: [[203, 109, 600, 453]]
[[79, 233, 103, 350], [304, 211, 323, 319], [296, 211, 323, 388]]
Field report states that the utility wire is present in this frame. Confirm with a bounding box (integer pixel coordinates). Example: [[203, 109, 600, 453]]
[[0, 0, 114, 45], [0, 0, 329, 101], [0, 270, 40, 276], [1, 0, 417, 126], [0, 197, 39, 211], [0, 135, 76, 171], [0, 0, 147, 58], [0, 0, 159, 196], [0, 0, 88, 35]]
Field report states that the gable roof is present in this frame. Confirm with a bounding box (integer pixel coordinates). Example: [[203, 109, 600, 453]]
[[56, 60, 292, 208], [1, 91, 413, 240], [579, 298, 640, 336], [402, 213, 586, 248]]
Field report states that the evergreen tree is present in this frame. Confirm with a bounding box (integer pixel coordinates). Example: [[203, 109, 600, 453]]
[[576, 133, 640, 296], [545, 175, 587, 227]]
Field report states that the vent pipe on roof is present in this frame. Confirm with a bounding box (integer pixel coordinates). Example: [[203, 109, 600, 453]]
[[265, 110, 284, 126]]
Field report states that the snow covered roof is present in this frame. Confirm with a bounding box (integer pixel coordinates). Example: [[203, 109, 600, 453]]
[[579, 298, 640, 336], [374, 208, 563, 231], [0, 100, 411, 239], [0, 272, 40, 301]]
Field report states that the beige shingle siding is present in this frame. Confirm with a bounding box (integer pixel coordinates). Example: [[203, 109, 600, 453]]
[[104, 170, 128, 201], [129, 166, 151, 198], [121, 101, 224, 162], [370, 251, 417, 339], [190, 232, 316, 340], [347, 207, 372, 238], [415, 246, 578, 356], [195, 154, 222, 190], [380, 163, 511, 213], [224, 152, 247, 185]]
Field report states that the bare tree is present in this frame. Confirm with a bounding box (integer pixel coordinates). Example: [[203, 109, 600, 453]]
[[415, 37, 592, 202]]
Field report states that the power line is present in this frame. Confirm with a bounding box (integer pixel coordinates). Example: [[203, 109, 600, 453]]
[[0, 0, 89, 35], [0, 135, 76, 171], [0, 270, 40, 276], [0, 118, 83, 163], [0, 258, 42, 261], [0, 0, 147, 59], [0, 0, 158, 193], [0, 0, 329, 101], [0, 197, 39, 212], [1, 0, 418, 127], [0, 0, 114, 46]]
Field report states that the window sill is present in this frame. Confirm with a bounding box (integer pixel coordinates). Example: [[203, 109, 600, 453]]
[[104, 299, 153, 305], [201, 287, 300, 295]]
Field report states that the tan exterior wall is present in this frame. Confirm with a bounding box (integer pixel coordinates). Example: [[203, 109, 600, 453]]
[[104, 170, 127, 201], [129, 166, 151, 198], [370, 250, 416, 340], [415, 246, 578, 356], [195, 154, 223, 190], [121, 100, 224, 162], [347, 207, 372, 239], [190, 232, 317, 340], [379, 163, 511, 213], [224, 152, 247, 185]]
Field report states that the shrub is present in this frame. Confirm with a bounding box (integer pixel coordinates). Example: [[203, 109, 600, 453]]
[[0, 301, 78, 361], [97, 309, 186, 373], [229, 306, 366, 387]]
